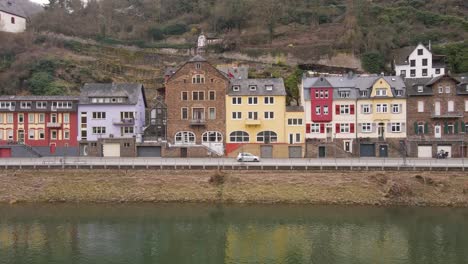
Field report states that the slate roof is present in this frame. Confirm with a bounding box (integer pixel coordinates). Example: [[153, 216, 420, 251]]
[[0, 0, 26, 18], [394, 46, 416, 65], [80, 83, 146, 106], [188, 55, 207, 62], [0, 95, 79, 101], [404, 78, 433, 96], [229, 78, 286, 96]]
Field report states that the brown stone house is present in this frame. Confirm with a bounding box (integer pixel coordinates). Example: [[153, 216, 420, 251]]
[[406, 74, 468, 158], [164, 55, 230, 157]]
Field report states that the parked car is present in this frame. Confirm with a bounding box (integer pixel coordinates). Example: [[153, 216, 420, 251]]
[[237, 152, 260, 162]]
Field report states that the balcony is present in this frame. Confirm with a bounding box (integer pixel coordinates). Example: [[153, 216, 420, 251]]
[[190, 119, 206, 126], [46, 122, 62, 128], [245, 118, 261, 126], [431, 112, 463, 119], [113, 118, 135, 125]]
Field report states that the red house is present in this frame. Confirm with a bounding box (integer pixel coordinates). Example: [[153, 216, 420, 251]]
[[0, 96, 79, 157], [305, 77, 334, 136]]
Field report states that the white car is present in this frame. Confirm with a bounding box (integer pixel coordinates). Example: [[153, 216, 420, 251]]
[[237, 152, 260, 162]]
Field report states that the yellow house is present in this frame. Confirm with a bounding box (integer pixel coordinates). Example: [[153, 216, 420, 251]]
[[226, 78, 305, 158], [356, 76, 407, 157]]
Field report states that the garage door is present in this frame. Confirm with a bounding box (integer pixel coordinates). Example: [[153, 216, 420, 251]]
[[0, 148, 12, 158], [437, 145, 452, 158], [137, 146, 161, 157], [260, 145, 273, 158], [418, 146, 432, 158], [103, 143, 121, 157], [360, 144, 375, 157], [288, 146, 302, 158]]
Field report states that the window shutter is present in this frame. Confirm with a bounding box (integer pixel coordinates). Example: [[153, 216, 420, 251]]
[[461, 122, 466, 132], [372, 123, 377, 133], [335, 105, 340, 115], [360, 105, 363, 114], [455, 122, 459, 134], [444, 121, 449, 134], [350, 123, 355, 133], [399, 104, 403, 113], [306, 124, 311, 133], [350, 105, 355, 115], [369, 105, 373, 114], [320, 124, 325, 133], [424, 122, 429, 134], [414, 122, 418, 135], [335, 123, 340, 133], [402, 122, 406, 133], [387, 123, 392, 132]]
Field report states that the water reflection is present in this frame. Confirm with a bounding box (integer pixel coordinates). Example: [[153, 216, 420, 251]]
[[0, 205, 467, 264]]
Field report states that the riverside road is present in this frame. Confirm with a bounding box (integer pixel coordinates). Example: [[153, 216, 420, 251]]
[[0, 157, 466, 171]]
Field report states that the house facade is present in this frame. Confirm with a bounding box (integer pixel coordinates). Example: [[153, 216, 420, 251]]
[[406, 75, 468, 158], [226, 78, 305, 158], [78, 83, 147, 157], [394, 43, 446, 79], [0, 96, 79, 157], [0, 0, 27, 33], [165, 55, 230, 157]]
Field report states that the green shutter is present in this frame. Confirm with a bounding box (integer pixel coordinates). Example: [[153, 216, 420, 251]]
[[414, 121, 419, 135], [462, 122, 466, 133], [444, 122, 449, 134], [424, 122, 429, 134], [455, 122, 459, 134]]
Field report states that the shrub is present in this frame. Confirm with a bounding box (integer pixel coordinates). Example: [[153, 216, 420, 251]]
[[361, 52, 385, 74], [148, 27, 165, 41], [209, 170, 226, 186], [163, 24, 188, 36]]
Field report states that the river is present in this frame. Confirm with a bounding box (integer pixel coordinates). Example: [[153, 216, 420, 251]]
[[0, 204, 467, 264]]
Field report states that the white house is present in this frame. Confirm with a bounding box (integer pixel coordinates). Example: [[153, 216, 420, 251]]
[[0, 0, 27, 33], [394, 43, 446, 79]]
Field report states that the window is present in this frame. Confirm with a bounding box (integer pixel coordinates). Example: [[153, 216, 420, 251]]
[[395, 90, 403, 96], [192, 91, 205, 100], [264, 97, 274, 105], [338, 90, 350, 98], [51, 114, 57, 123], [320, 91, 324, 98], [315, 106, 321, 115], [344, 141, 352, 152], [295, 133, 301, 143], [28, 129, 35, 140], [38, 114, 45, 123], [232, 112, 242, 120], [410, 70, 416, 77], [392, 104, 401, 114], [121, 126, 134, 135], [445, 86, 450, 94], [63, 113, 70, 124], [265, 85, 273, 91], [362, 104, 371, 114], [209, 91, 216, 100], [418, 101, 424, 112], [376, 89, 387, 96], [422, 59, 428, 66], [192, 74, 205, 84], [360, 91, 368, 97], [192, 108, 204, 120], [248, 97, 258, 105], [315, 91, 319, 98], [362, 123, 372, 133], [436, 68, 441, 74], [447, 123, 455, 134], [92, 127, 106, 134], [18, 113, 24, 123], [92, 112, 106, 119], [310, 124, 320, 133], [417, 86, 424, 93], [0, 115, 3, 124], [232, 85, 240, 92], [181, 91, 188, 101], [340, 105, 350, 114], [7, 114, 13, 124], [465, 100, 468, 112], [28, 114, 34, 124], [417, 49, 423, 55], [438, 85, 443, 93], [52, 101, 73, 109], [248, 112, 258, 120], [202, 131, 223, 143], [448, 101, 454, 112], [325, 90, 329, 98], [376, 104, 388, 113], [340, 123, 350, 133], [232, 97, 242, 105], [256, 131, 278, 143], [196, 63, 201, 69], [390, 123, 402, 133], [175, 131, 196, 144], [230, 131, 249, 142], [209, 108, 216, 120], [20, 102, 32, 109], [123, 143, 131, 148], [410, 60, 416, 67], [422, 69, 428, 76], [64, 130, 70, 140], [400, 70, 406, 76], [417, 123, 425, 134], [249, 85, 257, 91], [7, 130, 13, 140], [11, 17, 15, 24], [323, 106, 329, 114], [288, 118, 303, 126], [51, 130, 57, 140], [264, 112, 274, 119]]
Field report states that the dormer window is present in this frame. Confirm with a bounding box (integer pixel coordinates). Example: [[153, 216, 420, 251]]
[[249, 85, 257, 91], [395, 90, 403, 96], [196, 63, 201, 69], [338, 90, 350, 98], [232, 85, 240, 92], [359, 91, 368, 97], [265, 85, 273, 91], [20, 101, 32, 109], [376, 88, 387, 96], [417, 86, 424, 93], [417, 49, 423, 55]]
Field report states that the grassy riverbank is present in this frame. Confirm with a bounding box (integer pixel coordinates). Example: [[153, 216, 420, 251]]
[[1, 169, 467, 207]]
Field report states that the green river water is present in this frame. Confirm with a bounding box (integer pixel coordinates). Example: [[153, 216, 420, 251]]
[[0, 204, 467, 264]]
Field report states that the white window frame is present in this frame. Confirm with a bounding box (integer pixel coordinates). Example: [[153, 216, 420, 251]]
[[64, 130, 70, 140], [92, 127, 106, 134], [340, 105, 350, 114], [340, 123, 350, 133], [323, 106, 329, 115], [202, 131, 223, 143], [264, 97, 274, 105], [232, 112, 242, 120], [417, 86, 424, 93], [362, 104, 371, 114], [175, 131, 196, 144], [418, 101, 424, 113], [248, 97, 258, 105], [376, 88, 387, 96], [28, 114, 34, 124], [448, 101, 454, 112], [310, 124, 320, 133], [232, 97, 242, 105], [315, 106, 321, 115], [264, 111, 274, 120], [391, 123, 402, 133], [376, 104, 388, 113], [28, 129, 35, 140], [362, 123, 372, 133], [391, 104, 401, 114], [208, 107, 216, 120]]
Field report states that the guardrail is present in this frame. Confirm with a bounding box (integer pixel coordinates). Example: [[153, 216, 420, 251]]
[[0, 157, 465, 172]]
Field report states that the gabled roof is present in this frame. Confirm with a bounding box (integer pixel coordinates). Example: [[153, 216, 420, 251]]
[[310, 76, 333, 88], [0, 0, 26, 18], [425, 74, 460, 86], [229, 78, 286, 96], [80, 83, 147, 107], [0, 95, 79, 101], [188, 55, 207, 62], [394, 46, 416, 65], [166, 56, 229, 83]]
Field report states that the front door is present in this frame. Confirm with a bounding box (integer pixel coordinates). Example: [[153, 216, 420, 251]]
[[378, 123, 385, 140], [18, 130, 25, 144], [50, 143, 56, 155], [289, 134, 294, 144], [318, 146, 326, 158], [181, 148, 188, 158], [435, 125, 441, 138], [379, 145, 388, 157], [435, 101, 441, 116]]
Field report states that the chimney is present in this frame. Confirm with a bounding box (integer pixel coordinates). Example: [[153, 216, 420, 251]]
[[428, 40, 432, 51]]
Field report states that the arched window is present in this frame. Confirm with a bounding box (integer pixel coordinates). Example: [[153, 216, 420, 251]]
[[229, 131, 249, 142], [257, 131, 277, 143], [192, 74, 205, 84], [202, 131, 223, 143], [175, 131, 195, 144]]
